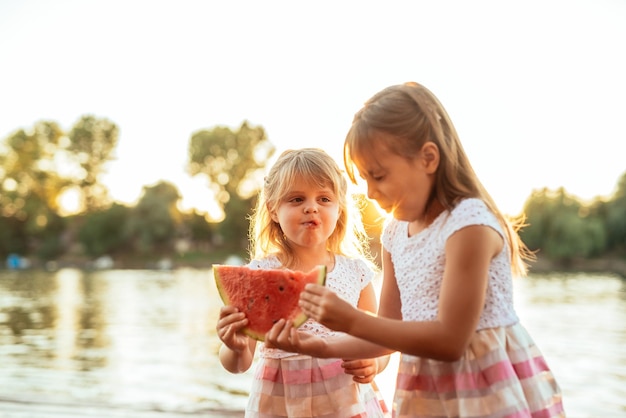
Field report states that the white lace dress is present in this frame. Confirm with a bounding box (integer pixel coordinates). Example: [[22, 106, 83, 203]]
[[245, 255, 388, 418], [382, 198, 564, 417]]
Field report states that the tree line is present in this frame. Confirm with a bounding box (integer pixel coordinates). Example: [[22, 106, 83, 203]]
[[0, 116, 624, 268]]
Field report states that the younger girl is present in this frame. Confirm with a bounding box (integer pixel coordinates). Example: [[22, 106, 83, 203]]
[[216, 148, 389, 417], [266, 83, 565, 417]]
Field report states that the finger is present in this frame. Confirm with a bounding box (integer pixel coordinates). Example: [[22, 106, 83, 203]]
[[303, 283, 325, 294], [217, 314, 246, 334], [299, 290, 318, 305], [289, 327, 300, 346], [217, 311, 245, 327], [219, 305, 239, 316], [298, 300, 317, 318], [277, 320, 294, 344], [265, 319, 285, 343], [352, 375, 374, 384], [341, 359, 363, 368]]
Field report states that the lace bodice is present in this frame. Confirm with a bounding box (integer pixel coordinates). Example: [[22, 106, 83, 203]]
[[248, 255, 375, 359], [381, 198, 519, 330]]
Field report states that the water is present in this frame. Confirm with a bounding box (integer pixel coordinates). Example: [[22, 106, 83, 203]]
[[0, 268, 624, 417]]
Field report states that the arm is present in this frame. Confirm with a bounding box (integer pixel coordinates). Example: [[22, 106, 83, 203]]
[[341, 281, 392, 383], [298, 225, 502, 361], [265, 261, 399, 360], [217, 305, 257, 373]]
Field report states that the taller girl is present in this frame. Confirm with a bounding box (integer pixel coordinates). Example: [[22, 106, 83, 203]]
[[267, 83, 565, 417]]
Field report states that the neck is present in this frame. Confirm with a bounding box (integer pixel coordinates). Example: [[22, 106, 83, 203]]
[[286, 249, 335, 272], [409, 199, 445, 236]]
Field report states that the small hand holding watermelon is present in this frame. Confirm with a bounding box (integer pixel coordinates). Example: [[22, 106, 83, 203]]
[[213, 264, 327, 341], [216, 305, 250, 352]]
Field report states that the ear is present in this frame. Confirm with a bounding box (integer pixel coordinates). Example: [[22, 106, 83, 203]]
[[268, 203, 279, 223], [419, 142, 440, 174]]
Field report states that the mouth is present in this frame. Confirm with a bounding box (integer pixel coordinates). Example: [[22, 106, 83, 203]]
[[302, 219, 321, 227]]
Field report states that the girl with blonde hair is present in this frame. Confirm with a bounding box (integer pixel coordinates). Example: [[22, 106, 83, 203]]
[[217, 148, 389, 417]]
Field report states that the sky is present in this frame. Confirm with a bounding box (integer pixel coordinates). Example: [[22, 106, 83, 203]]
[[1, 0, 625, 217]]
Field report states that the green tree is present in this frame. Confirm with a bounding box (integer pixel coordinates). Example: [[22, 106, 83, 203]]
[[522, 187, 606, 261], [183, 211, 216, 245], [78, 203, 132, 257], [66, 115, 119, 212], [600, 172, 626, 253], [0, 216, 27, 258], [0, 122, 70, 257], [187, 121, 275, 249], [126, 181, 182, 255], [0, 116, 120, 259]]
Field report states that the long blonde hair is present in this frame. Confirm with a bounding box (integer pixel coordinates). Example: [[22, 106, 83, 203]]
[[249, 148, 372, 269], [343, 82, 533, 276]]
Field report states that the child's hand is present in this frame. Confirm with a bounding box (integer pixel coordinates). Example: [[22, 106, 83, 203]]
[[299, 284, 357, 332], [216, 305, 249, 352], [264, 319, 326, 356], [341, 358, 378, 383]]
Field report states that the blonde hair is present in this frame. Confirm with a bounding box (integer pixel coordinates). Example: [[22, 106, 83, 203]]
[[249, 148, 372, 269], [343, 82, 533, 276]]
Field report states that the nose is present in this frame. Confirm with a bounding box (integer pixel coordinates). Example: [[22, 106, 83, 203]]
[[304, 205, 318, 214], [366, 182, 377, 200]]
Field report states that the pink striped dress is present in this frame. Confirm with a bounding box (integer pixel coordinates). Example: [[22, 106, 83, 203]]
[[382, 198, 565, 417], [245, 255, 389, 418]]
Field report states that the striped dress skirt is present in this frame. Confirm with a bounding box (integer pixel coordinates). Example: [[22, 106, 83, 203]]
[[393, 323, 565, 417], [246, 354, 389, 418]]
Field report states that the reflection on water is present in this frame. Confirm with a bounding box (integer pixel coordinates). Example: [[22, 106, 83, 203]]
[[0, 268, 253, 413], [0, 268, 625, 416], [513, 273, 626, 416]]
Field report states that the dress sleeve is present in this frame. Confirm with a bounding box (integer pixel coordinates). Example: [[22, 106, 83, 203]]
[[441, 198, 504, 242], [350, 258, 375, 290], [381, 217, 400, 253]]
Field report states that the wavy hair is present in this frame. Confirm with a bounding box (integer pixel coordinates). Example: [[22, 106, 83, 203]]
[[248, 148, 372, 270], [343, 82, 533, 276]]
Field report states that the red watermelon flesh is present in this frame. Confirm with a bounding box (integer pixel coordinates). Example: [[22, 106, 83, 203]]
[[213, 264, 327, 341]]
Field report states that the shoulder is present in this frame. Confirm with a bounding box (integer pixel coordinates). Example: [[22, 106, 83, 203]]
[[381, 217, 407, 247], [336, 255, 376, 286], [443, 198, 502, 238]]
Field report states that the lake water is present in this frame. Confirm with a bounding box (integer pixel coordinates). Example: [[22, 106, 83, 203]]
[[0, 268, 624, 417]]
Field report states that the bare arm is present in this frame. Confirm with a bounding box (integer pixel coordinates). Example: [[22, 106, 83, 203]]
[[341, 281, 392, 383], [297, 225, 502, 361], [264, 271, 397, 360]]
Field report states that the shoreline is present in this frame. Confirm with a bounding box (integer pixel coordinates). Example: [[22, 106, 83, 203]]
[[6, 253, 626, 278], [528, 256, 626, 278], [0, 398, 244, 418]]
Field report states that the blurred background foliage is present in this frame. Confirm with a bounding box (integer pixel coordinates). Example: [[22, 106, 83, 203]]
[[1, 116, 625, 269]]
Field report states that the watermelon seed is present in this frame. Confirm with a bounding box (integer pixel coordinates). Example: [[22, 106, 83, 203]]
[[265, 295, 270, 301], [279, 286, 284, 292]]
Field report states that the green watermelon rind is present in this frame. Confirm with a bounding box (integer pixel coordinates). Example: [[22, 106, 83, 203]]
[[213, 264, 327, 341]]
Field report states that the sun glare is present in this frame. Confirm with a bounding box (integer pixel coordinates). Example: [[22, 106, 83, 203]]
[[57, 187, 82, 216]]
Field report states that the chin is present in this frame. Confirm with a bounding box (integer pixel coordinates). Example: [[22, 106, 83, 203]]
[[391, 209, 412, 222]]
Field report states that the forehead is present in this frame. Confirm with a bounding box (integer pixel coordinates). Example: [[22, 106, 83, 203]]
[[285, 176, 334, 193], [352, 142, 395, 175]]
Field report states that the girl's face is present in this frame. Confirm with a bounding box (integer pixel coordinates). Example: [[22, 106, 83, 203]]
[[270, 177, 340, 252], [354, 138, 436, 222]]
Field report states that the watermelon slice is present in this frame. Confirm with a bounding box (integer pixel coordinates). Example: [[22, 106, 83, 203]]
[[213, 264, 327, 341]]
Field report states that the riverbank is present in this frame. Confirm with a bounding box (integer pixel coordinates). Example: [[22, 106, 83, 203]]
[[528, 256, 626, 277], [8, 251, 626, 278], [0, 398, 243, 418]]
